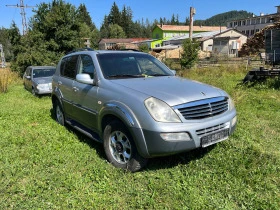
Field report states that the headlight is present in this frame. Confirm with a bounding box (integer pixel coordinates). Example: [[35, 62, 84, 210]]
[[144, 97, 181, 122], [37, 83, 51, 90]]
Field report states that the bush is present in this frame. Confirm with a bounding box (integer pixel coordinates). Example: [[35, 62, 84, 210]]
[[180, 39, 200, 69], [0, 66, 20, 93]]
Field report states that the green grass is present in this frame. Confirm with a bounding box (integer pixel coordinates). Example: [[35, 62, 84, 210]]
[[1, 65, 280, 209]]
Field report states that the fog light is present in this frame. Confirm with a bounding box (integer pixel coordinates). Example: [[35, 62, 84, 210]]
[[231, 116, 237, 126], [160, 132, 191, 141]]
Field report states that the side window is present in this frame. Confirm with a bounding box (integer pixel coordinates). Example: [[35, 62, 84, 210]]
[[78, 54, 95, 79], [60, 55, 79, 79]]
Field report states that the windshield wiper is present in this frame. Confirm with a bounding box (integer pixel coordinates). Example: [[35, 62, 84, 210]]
[[148, 73, 169, 77], [107, 74, 145, 79]]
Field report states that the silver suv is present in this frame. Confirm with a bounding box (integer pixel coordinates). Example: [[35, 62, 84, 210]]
[[52, 49, 237, 172]]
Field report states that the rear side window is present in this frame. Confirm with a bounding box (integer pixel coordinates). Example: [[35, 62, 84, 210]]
[[60, 55, 79, 79]]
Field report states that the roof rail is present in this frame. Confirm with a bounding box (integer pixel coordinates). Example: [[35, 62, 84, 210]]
[[66, 48, 94, 55], [119, 49, 139, 52]]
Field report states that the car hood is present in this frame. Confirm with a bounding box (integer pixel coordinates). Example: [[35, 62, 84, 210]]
[[33, 77, 52, 84], [110, 76, 225, 106]]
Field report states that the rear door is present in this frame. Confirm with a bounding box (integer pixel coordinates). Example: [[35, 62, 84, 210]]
[[58, 55, 79, 118]]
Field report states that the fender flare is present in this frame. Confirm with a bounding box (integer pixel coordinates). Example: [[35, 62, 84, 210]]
[[98, 101, 150, 157]]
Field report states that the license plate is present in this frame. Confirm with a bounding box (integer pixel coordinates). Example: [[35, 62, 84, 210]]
[[201, 129, 229, 147]]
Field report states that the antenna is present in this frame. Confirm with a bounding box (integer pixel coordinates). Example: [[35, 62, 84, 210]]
[[6, 0, 36, 35]]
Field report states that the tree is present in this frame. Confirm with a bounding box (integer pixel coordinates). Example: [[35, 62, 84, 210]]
[[171, 14, 176, 25], [7, 22, 21, 61], [180, 39, 200, 69], [108, 24, 126, 38], [108, 2, 121, 25], [9, 0, 92, 74], [100, 15, 110, 38], [77, 3, 96, 30]]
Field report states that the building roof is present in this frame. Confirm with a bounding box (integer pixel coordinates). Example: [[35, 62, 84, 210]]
[[162, 28, 247, 42], [99, 38, 149, 44], [163, 30, 226, 42], [156, 24, 227, 32]]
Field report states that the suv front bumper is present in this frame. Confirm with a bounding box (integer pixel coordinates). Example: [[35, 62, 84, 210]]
[[136, 114, 237, 158]]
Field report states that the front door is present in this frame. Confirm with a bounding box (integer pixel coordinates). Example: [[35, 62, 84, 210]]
[[71, 54, 99, 131]]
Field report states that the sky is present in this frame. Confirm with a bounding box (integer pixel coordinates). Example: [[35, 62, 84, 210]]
[[0, 0, 279, 32]]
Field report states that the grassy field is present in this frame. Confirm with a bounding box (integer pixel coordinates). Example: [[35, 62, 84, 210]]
[[0, 65, 280, 209]]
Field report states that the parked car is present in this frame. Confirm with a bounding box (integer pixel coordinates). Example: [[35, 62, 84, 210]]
[[52, 49, 237, 172], [23, 66, 56, 96]]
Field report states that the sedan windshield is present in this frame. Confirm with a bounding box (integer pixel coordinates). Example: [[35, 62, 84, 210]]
[[97, 52, 173, 79], [33, 68, 56, 78]]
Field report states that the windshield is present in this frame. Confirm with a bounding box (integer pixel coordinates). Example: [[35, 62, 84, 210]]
[[33, 68, 56, 78], [97, 52, 173, 79]]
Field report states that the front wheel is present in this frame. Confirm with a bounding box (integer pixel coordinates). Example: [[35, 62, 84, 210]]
[[103, 120, 147, 172]]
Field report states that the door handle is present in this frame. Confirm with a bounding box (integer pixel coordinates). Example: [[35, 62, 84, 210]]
[[73, 87, 79, 92]]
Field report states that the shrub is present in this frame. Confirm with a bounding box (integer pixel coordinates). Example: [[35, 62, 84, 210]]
[[180, 39, 200, 69], [0, 66, 20, 93], [0, 68, 9, 93]]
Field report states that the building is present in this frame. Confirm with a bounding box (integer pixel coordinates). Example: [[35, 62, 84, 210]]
[[151, 24, 227, 48], [160, 29, 247, 55], [211, 29, 247, 56], [265, 29, 280, 64], [227, 6, 280, 37], [98, 38, 150, 50]]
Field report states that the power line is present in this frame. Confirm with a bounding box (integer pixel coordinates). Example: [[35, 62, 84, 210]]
[[6, 0, 36, 35]]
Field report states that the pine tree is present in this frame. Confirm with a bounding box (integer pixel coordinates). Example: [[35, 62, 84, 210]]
[[77, 3, 96, 30]]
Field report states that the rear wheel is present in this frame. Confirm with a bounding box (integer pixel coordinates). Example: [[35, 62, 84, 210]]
[[103, 120, 147, 172], [54, 100, 65, 126]]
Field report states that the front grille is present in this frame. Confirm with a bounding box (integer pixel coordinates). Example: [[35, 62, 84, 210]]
[[196, 123, 227, 137], [175, 97, 228, 120]]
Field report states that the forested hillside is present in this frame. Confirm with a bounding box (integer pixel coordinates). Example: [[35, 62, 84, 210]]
[[194, 10, 254, 26]]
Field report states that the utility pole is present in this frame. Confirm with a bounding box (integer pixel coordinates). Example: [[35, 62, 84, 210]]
[[189, 7, 196, 41], [0, 44, 6, 68], [6, 0, 36, 35]]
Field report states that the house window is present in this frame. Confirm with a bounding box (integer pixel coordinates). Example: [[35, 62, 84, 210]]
[[250, 30, 255, 35], [238, 21, 241, 26], [246, 19, 250, 25], [242, 20, 246, 25], [256, 29, 260, 33]]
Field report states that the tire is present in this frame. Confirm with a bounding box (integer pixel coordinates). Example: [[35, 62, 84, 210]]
[[54, 100, 65, 126], [103, 120, 147, 172], [31, 87, 36, 96]]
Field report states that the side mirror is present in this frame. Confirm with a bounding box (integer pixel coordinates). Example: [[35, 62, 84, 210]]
[[76, 73, 94, 85], [170, 70, 176, 76]]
